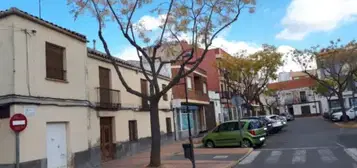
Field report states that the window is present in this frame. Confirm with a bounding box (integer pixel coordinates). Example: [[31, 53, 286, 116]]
[[300, 91, 307, 102], [248, 120, 262, 130], [128, 120, 138, 141], [186, 77, 192, 89], [0, 105, 10, 119], [203, 82, 207, 94], [162, 84, 168, 101], [46, 42, 66, 81], [218, 122, 236, 132]]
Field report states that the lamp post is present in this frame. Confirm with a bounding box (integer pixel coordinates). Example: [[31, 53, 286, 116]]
[[178, 53, 196, 168]]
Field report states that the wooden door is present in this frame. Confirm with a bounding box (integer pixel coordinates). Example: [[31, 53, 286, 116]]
[[301, 105, 311, 115], [100, 117, 114, 162], [205, 103, 217, 130], [166, 118, 172, 134], [99, 67, 111, 105], [140, 79, 149, 109]]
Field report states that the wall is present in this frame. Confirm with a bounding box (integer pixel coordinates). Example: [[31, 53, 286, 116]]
[[0, 106, 15, 164], [0, 16, 15, 96], [87, 56, 171, 109], [1, 105, 90, 164], [197, 49, 221, 92], [171, 68, 209, 102], [208, 91, 222, 124], [10, 15, 87, 100], [292, 102, 320, 115]]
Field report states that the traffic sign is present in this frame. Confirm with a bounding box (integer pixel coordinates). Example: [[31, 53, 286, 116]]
[[9, 113, 28, 133]]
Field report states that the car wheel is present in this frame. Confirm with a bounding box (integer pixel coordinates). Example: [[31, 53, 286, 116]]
[[241, 139, 252, 148], [255, 143, 264, 148], [205, 140, 215, 148], [340, 115, 350, 121]]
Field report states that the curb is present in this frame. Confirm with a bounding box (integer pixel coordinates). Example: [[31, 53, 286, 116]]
[[225, 148, 254, 168], [334, 123, 357, 128]]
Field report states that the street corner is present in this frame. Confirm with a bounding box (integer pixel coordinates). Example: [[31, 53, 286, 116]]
[[334, 122, 357, 128]]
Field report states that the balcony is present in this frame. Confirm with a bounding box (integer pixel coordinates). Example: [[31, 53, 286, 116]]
[[220, 91, 232, 99], [96, 87, 121, 110]]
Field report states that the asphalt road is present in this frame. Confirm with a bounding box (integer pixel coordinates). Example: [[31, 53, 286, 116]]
[[236, 117, 357, 168]]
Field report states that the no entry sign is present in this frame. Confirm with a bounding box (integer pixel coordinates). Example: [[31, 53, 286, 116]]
[[9, 113, 28, 132]]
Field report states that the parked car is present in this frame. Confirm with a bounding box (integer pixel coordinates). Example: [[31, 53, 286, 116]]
[[330, 107, 357, 121], [202, 119, 266, 148], [243, 116, 274, 135], [264, 115, 285, 133], [280, 112, 294, 121]]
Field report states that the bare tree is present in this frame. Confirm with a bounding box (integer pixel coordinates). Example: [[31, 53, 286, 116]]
[[293, 39, 357, 122], [68, 0, 256, 166]]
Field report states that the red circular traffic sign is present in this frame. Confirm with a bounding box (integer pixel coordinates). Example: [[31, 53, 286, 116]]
[[9, 113, 28, 133]]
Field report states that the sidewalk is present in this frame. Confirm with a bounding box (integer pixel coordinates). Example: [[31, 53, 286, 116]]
[[102, 139, 252, 168]]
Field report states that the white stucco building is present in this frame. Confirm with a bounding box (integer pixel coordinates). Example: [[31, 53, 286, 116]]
[[0, 8, 173, 168]]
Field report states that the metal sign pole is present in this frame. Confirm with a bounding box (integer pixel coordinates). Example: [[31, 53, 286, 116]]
[[16, 132, 20, 168]]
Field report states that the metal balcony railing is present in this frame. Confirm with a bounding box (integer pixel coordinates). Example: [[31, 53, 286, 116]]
[[96, 87, 121, 110], [220, 91, 232, 99]]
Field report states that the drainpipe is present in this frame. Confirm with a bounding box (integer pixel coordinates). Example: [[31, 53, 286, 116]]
[[11, 24, 16, 95]]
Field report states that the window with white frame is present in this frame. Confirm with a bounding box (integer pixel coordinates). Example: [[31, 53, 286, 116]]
[[203, 82, 207, 94], [186, 77, 192, 89]]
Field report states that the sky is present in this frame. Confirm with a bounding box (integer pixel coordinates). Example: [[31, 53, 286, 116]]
[[1, 0, 357, 72]]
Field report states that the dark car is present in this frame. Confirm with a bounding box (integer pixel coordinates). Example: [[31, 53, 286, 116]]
[[242, 116, 274, 135]]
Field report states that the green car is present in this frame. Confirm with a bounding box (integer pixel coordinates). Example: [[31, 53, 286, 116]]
[[202, 119, 266, 148]]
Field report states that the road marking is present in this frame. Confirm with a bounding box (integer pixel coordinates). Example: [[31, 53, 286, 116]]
[[258, 146, 339, 151], [336, 142, 346, 148], [345, 148, 357, 162], [265, 151, 282, 164], [239, 151, 261, 165], [213, 155, 228, 159], [292, 150, 306, 164], [318, 149, 338, 163]]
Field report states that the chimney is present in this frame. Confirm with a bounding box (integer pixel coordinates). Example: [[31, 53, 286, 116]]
[[93, 39, 96, 50]]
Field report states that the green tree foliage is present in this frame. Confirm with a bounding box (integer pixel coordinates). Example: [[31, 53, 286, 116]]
[[219, 45, 283, 116]]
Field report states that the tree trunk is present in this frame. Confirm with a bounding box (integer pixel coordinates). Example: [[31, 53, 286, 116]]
[[250, 104, 256, 116], [268, 107, 272, 115], [256, 98, 265, 115], [148, 99, 161, 167], [337, 93, 348, 122]]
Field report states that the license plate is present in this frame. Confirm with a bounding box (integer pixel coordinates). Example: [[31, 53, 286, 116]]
[[259, 137, 265, 141]]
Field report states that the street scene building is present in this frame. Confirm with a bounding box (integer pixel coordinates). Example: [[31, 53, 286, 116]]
[[0, 8, 173, 168], [2, 1, 357, 168], [267, 77, 320, 116]]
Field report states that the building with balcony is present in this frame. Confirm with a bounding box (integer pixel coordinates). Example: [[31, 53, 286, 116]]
[[0, 8, 173, 168], [267, 77, 320, 116], [171, 64, 210, 139]]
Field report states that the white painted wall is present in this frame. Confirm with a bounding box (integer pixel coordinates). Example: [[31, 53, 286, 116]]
[[0, 16, 15, 96], [9, 16, 87, 100], [208, 91, 222, 124]]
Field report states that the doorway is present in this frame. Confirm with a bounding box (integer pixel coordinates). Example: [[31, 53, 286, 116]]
[[46, 123, 68, 168], [301, 105, 311, 115], [100, 117, 115, 162]]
